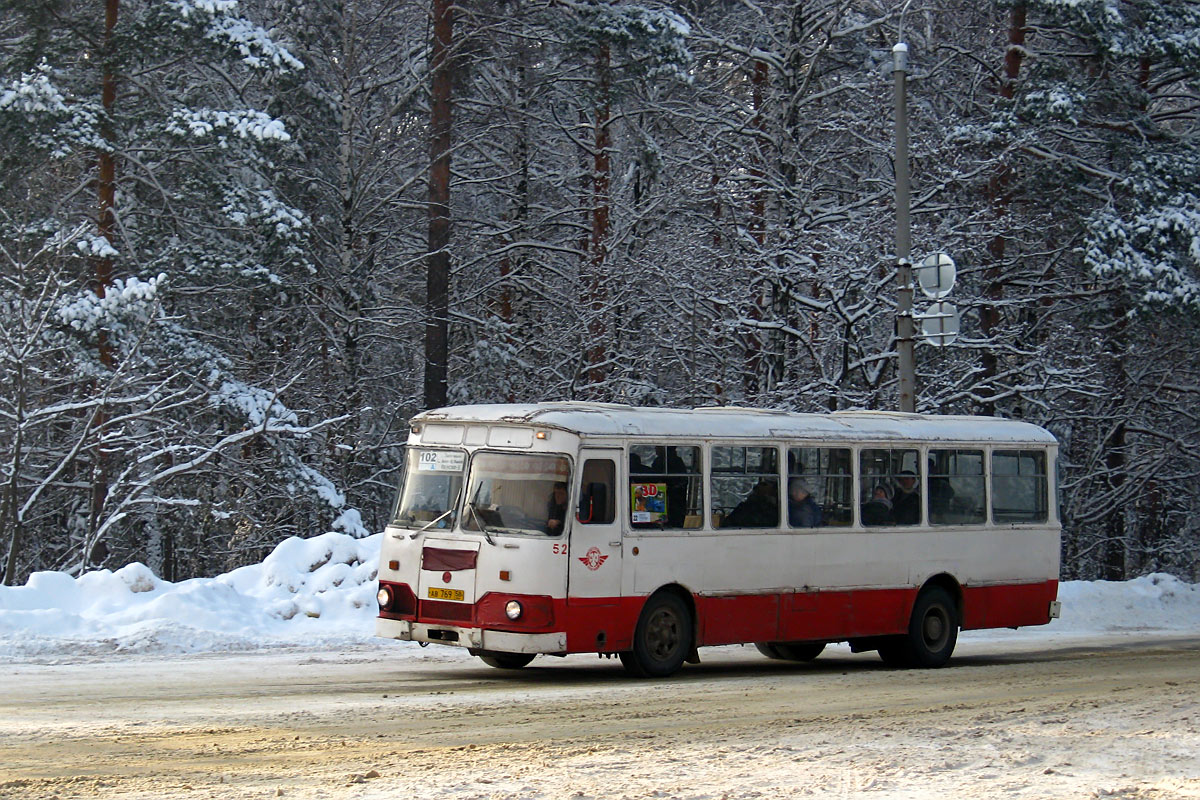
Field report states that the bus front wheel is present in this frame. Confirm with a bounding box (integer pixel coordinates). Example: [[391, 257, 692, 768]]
[[477, 651, 536, 669], [620, 591, 693, 678], [879, 586, 958, 669]]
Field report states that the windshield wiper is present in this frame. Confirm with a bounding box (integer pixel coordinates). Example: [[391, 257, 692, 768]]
[[466, 484, 497, 546], [466, 502, 498, 546], [408, 507, 454, 539]]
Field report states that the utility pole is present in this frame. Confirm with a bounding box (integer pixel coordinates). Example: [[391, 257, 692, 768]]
[[893, 40, 916, 414]]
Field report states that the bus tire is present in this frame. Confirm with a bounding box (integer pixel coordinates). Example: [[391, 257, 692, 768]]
[[879, 586, 958, 668], [756, 642, 825, 662], [620, 591, 693, 678], [754, 642, 784, 660], [876, 638, 911, 668], [478, 652, 535, 669]]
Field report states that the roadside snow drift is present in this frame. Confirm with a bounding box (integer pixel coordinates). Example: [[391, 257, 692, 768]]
[[1, 531, 1198, 660], [0, 532, 380, 658]]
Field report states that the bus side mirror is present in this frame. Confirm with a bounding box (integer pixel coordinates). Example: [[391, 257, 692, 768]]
[[577, 482, 608, 523]]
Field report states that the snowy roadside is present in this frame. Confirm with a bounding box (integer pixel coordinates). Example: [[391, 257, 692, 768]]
[[2, 530, 1199, 663]]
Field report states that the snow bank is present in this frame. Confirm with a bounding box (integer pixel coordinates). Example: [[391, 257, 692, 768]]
[[0, 532, 381, 659], [2, 533, 1199, 661], [1055, 572, 1200, 633]]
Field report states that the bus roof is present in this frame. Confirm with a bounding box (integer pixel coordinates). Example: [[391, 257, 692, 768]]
[[413, 403, 1057, 446]]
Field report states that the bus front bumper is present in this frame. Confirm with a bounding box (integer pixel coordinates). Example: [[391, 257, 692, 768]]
[[375, 617, 567, 654]]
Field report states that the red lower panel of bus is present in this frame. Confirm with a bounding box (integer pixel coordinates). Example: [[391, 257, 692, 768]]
[[960, 580, 1059, 630], [378, 579, 1058, 653]]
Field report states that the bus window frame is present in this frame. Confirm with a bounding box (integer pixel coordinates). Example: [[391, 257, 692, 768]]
[[624, 442, 706, 536], [990, 446, 1050, 526], [857, 445, 924, 528], [927, 447, 988, 527], [706, 442, 783, 532], [616, 440, 1057, 536], [628, 441, 700, 534], [391, 445, 468, 529], [459, 448, 575, 538], [786, 444, 854, 529], [578, 456, 617, 526]]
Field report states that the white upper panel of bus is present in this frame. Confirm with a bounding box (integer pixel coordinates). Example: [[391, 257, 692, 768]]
[[412, 403, 1056, 446]]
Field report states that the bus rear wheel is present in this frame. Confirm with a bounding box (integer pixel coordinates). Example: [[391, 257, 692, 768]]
[[620, 591, 693, 678], [878, 586, 958, 669], [477, 651, 535, 669], [755, 642, 826, 662]]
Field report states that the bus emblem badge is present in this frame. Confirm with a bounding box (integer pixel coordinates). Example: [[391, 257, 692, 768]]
[[442, 571, 452, 583], [579, 547, 608, 571]]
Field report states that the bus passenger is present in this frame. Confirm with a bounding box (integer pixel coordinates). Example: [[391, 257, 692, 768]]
[[788, 479, 822, 528], [725, 480, 778, 527], [928, 458, 955, 518], [665, 449, 691, 528], [892, 470, 920, 525], [546, 481, 568, 535], [862, 485, 892, 525]]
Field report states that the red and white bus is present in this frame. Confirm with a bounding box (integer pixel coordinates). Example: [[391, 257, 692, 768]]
[[375, 403, 1060, 676]]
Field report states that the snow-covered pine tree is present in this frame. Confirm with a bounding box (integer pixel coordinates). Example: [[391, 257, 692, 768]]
[[257, 0, 431, 535], [942, 0, 1200, 578], [0, 0, 369, 584]]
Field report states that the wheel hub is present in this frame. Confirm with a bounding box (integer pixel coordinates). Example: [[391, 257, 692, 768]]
[[924, 611, 947, 647], [647, 609, 680, 658]]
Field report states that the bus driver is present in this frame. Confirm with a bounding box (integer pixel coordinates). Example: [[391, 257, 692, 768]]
[[546, 481, 569, 535]]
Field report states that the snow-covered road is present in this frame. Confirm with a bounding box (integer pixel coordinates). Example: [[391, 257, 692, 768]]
[[2, 634, 1198, 800], [3, 536, 1200, 798]]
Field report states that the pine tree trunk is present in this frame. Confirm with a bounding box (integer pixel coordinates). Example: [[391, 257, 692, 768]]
[[584, 44, 611, 393], [744, 59, 769, 398], [1101, 305, 1130, 580], [87, 0, 120, 570], [980, 4, 1025, 417], [498, 44, 530, 403], [424, 0, 453, 410], [96, 0, 118, 366], [2, 357, 23, 585], [1103, 424, 1128, 580]]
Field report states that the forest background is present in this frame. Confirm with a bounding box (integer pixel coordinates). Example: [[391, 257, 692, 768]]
[[2, 0, 1197, 586]]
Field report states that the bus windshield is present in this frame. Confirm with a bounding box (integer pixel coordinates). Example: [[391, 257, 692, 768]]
[[392, 448, 465, 529], [461, 452, 571, 536]]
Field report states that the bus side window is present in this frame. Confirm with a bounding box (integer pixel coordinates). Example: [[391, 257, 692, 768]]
[[577, 459, 615, 525], [928, 449, 985, 525], [787, 447, 852, 527], [860, 448, 921, 526], [992, 450, 1048, 523], [629, 445, 703, 529], [711, 446, 779, 529]]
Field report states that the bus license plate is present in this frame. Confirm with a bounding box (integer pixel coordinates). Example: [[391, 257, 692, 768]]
[[427, 587, 464, 601]]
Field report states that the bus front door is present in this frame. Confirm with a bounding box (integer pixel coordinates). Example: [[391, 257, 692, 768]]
[[567, 449, 623, 650]]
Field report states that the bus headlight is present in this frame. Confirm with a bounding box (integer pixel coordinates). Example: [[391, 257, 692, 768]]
[[377, 586, 393, 609], [504, 600, 523, 620]]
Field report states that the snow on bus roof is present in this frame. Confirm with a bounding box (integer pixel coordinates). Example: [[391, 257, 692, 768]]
[[413, 403, 1056, 445]]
